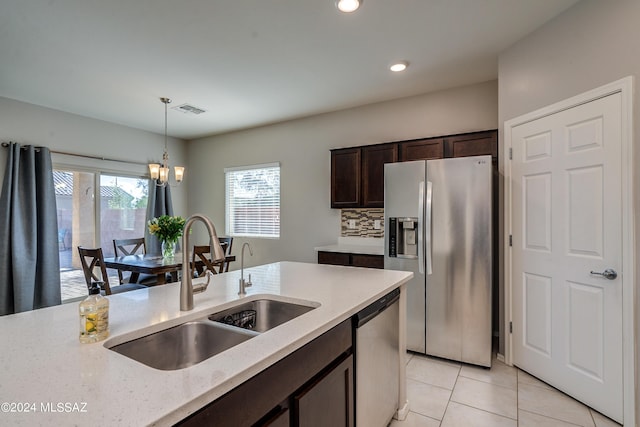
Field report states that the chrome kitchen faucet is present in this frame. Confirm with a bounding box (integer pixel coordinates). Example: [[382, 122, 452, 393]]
[[238, 242, 253, 296]]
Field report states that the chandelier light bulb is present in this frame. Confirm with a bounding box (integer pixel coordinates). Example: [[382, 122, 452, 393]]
[[174, 166, 185, 183]]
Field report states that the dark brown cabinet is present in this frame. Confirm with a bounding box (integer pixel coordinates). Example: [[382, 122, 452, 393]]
[[293, 354, 354, 427], [362, 144, 398, 207], [331, 144, 397, 208], [398, 131, 496, 162], [399, 138, 444, 161], [177, 320, 353, 427], [318, 251, 383, 269], [317, 251, 350, 266], [331, 148, 361, 208], [444, 130, 497, 160]]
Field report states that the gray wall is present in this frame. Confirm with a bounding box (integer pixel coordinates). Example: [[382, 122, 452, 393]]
[[187, 80, 498, 268], [498, 0, 639, 414], [0, 97, 188, 218]]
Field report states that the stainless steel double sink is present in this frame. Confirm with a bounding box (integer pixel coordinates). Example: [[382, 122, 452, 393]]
[[108, 298, 317, 370]]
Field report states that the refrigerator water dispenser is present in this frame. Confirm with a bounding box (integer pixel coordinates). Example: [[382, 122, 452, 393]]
[[388, 217, 418, 258]]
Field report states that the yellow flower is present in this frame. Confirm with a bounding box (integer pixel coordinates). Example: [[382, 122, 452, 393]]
[[147, 215, 186, 242]]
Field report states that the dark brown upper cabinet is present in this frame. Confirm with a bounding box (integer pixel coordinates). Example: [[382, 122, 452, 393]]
[[330, 130, 497, 209], [362, 144, 398, 207], [444, 130, 497, 160], [399, 138, 444, 161], [331, 148, 361, 208]]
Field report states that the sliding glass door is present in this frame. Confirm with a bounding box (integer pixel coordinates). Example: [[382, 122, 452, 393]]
[[54, 169, 148, 301]]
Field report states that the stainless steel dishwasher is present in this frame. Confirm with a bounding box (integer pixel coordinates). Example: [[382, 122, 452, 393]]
[[353, 287, 400, 427]]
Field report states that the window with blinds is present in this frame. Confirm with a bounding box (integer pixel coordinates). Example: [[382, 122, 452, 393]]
[[225, 163, 280, 238]]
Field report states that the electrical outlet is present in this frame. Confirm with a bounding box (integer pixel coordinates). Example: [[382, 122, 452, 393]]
[[374, 220, 381, 230], [348, 219, 356, 229]]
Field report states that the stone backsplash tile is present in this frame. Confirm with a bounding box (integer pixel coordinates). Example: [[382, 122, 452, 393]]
[[341, 208, 384, 238]]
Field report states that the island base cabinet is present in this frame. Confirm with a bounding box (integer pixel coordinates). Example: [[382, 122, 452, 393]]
[[176, 320, 353, 427], [293, 354, 353, 427]]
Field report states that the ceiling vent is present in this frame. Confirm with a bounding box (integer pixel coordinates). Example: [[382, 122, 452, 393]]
[[172, 103, 207, 115]]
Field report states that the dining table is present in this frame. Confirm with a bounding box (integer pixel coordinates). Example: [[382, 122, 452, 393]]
[[103, 253, 236, 285]]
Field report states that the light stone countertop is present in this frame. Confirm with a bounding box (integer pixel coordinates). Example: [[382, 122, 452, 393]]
[[314, 236, 384, 256], [0, 261, 412, 426]]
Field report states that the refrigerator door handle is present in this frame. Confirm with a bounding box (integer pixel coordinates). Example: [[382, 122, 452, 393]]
[[426, 181, 433, 275], [418, 181, 425, 274]]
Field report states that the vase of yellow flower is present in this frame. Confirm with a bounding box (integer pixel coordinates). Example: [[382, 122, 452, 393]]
[[148, 215, 186, 259]]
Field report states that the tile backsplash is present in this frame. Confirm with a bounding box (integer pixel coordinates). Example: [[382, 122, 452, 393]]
[[341, 208, 384, 238]]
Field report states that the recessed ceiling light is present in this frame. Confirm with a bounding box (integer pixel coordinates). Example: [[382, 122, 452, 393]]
[[390, 61, 409, 72], [336, 0, 362, 13]]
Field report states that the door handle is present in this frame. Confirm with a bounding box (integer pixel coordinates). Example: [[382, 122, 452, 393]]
[[590, 269, 618, 280]]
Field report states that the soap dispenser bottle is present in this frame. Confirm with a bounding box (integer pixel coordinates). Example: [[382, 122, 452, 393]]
[[79, 282, 110, 343]]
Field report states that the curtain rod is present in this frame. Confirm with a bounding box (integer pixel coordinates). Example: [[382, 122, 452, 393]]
[[1, 142, 149, 166]]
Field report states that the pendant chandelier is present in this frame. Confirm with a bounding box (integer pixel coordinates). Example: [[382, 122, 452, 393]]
[[148, 97, 184, 186]]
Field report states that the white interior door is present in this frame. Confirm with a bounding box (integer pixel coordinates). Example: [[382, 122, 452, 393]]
[[510, 92, 623, 422]]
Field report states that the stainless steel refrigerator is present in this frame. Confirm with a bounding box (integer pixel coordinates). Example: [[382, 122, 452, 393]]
[[384, 156, 492, 367]]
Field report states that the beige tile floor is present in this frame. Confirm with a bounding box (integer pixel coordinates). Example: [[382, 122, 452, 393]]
[[391, 352, 621, 427]]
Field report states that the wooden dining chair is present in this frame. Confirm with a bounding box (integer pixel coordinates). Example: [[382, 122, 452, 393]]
[[192, 245, 223, 276], [112, 237, 163, 285], [78, 246, 147, 295]]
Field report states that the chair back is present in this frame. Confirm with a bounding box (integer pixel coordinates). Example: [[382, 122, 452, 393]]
[[77, 246, 113, 295], [113, 237, 146, 256], [192, 245, 223, 276], [218, 236, 233, 256], [113, 238, 147, 284], [217, 237, 233, 272]]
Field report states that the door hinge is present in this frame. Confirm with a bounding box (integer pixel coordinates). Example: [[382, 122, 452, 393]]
[[509, 148, 513, 160], [509, 235, 512, 246], [509, 321, 513, 334]]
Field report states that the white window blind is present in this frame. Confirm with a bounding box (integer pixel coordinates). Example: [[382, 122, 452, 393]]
[[225, 163, 280, 238]]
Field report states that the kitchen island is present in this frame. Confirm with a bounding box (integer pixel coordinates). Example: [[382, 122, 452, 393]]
[[0, 261, 412, 426]]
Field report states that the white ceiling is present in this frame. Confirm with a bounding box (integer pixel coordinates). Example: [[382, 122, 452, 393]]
[[0, 0, 579, 140]]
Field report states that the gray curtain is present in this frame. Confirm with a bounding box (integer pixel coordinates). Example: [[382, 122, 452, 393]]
[[144, 181, 174, 255], [0, 143, 61, 315]]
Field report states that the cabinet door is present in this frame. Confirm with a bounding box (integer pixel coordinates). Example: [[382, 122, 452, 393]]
[[331, 148, 361, 208], [351, 254, 384, 269], [399, 138, 444, 161], [444, 130, 497, 159], [318, 251, 351, 266], [293, 354, 354, 427], [362, 144, 397, 207]]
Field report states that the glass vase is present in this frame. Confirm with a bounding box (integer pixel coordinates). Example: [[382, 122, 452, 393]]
[[162, 239, 177, 260]]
